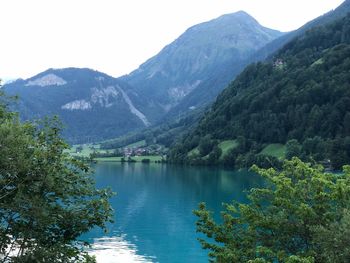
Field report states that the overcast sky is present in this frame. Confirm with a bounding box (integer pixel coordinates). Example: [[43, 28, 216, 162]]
[[0, 0, 345, 80]]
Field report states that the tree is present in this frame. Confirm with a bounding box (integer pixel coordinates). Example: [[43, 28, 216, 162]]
[[145, 131, 155, 146], [343, 112, 350, 134], [312, 209, 350, 263], [330, 137, 350, 170], [198, 135, 214, 157], [285, 139, 302, 159], [194, 158, 350, 262], [0, 93, 113, 262], [207, 145, 222, 165]]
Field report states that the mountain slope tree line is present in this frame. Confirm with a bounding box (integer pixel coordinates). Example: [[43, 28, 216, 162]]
[[169, 14, 350, 170]]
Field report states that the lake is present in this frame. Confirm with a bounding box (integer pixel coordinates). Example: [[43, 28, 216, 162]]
[[82, 162, 262, 262]]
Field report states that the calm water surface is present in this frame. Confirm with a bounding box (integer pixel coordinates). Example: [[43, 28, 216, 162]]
[[83, 163, 262, 263]]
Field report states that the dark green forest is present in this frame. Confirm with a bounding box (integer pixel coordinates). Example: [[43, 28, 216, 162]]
[[169, 14, 350, 169]]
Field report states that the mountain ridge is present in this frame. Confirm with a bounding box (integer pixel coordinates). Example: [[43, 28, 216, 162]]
[[122, 10, 283, 120], [4, 67, 149, 143], [161, 0, 350, 121], [168, 13, 350, 169], [4, 11, 284, 142]]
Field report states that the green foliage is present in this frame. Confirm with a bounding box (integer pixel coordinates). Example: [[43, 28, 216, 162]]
[[194, 158, 350, 262], [312, 209, 350, 263], [141, 158, 151, 163], [198, 135, 215, 156], [169, 14, 350, 169], [101, 108, 203, 150], [101, 132, 145, 149], [126, 140, 146, 148], [218, 140, 238, 157], [0, 93, 113, 262], [285, 139, 302, 159], [301, 136, 327, 161], [188, 147, 200, 157], [207, 145, 222, 165], [260, 144, 286, 159]]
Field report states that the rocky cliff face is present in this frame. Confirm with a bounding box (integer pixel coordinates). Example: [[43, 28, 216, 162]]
[[4, 68, 149, 143], [122, 11, 283, 120]]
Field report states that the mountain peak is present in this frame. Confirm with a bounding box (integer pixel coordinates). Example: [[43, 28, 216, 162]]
[[214, 10, 258, 24], [24, 67, 115, 87], [223, 10, 254, 19], [26, 73, 67, 87], [125, 10, 283, 122]]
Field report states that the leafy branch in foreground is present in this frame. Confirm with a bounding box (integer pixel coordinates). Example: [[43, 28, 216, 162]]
[[0, 92, 114, 262], [194, 158, 350, 262]]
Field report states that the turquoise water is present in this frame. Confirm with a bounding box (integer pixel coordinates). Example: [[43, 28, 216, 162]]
[[83, 163, 262, 263]]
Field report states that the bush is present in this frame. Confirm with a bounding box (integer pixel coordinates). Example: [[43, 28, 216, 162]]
[[194, 158, 350, 262]]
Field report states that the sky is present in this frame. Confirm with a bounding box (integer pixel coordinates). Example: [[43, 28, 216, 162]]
[[0, 0, 345, 80]]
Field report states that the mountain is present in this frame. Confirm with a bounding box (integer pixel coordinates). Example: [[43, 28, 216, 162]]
[[168, 13, 350, 170], [122, 11, 283, 121], [4, 12, 283, 143], [4, 68, 150, 143], [107, 1, 350, 149], [173, 0, 350, 117]]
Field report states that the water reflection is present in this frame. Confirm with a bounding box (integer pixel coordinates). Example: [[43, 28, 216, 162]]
[[84, 163, 263, 263], [88, 235, 156, 263]]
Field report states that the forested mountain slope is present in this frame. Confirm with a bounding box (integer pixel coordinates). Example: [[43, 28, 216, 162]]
[[169, 14, 350, 169]]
